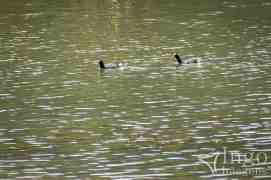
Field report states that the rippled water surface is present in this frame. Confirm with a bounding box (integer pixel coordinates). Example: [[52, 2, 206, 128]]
[[1, 0, 271, 179]]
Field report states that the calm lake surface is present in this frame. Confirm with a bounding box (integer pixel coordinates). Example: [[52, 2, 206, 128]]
[[1, 0, 271, 179]]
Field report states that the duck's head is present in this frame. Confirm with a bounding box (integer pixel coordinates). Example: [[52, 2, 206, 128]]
[[99, 60, 105, 69], [174, 53, 182, 64]]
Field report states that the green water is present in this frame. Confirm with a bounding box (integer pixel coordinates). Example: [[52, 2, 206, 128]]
[[1, 0, 271, 179]]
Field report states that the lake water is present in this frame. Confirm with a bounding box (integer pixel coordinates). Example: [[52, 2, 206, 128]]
[[1, 0, 271, 179]]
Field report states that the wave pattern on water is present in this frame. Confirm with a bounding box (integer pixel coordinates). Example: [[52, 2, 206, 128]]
[[1, 0, 271, 179]]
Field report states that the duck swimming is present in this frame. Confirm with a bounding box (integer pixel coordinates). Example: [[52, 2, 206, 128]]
[[174, 53, 198, 65], [99, 60, 120, 69], [99, 60, 128, 70]]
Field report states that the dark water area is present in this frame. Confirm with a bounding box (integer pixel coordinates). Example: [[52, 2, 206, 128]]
[[0, 0, 271, 179]]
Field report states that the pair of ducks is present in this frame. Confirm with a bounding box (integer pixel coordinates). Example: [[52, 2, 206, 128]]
[[99, 53, 198, 69]]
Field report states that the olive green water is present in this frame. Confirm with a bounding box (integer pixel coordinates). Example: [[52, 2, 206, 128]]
[[1, 0, 271, 179]]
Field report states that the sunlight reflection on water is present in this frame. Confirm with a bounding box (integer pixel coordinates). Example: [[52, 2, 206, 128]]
[[0, 0, 271, 179]]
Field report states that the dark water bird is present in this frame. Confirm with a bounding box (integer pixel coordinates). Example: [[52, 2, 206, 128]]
[[99, 60, 127, 70], [99, 60, 118, 69], [174, 53, 198, 65]]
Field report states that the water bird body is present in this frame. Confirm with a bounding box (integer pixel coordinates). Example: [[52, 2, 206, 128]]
[[99, 60, 126, 70], [174, 53, 198, 65]]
